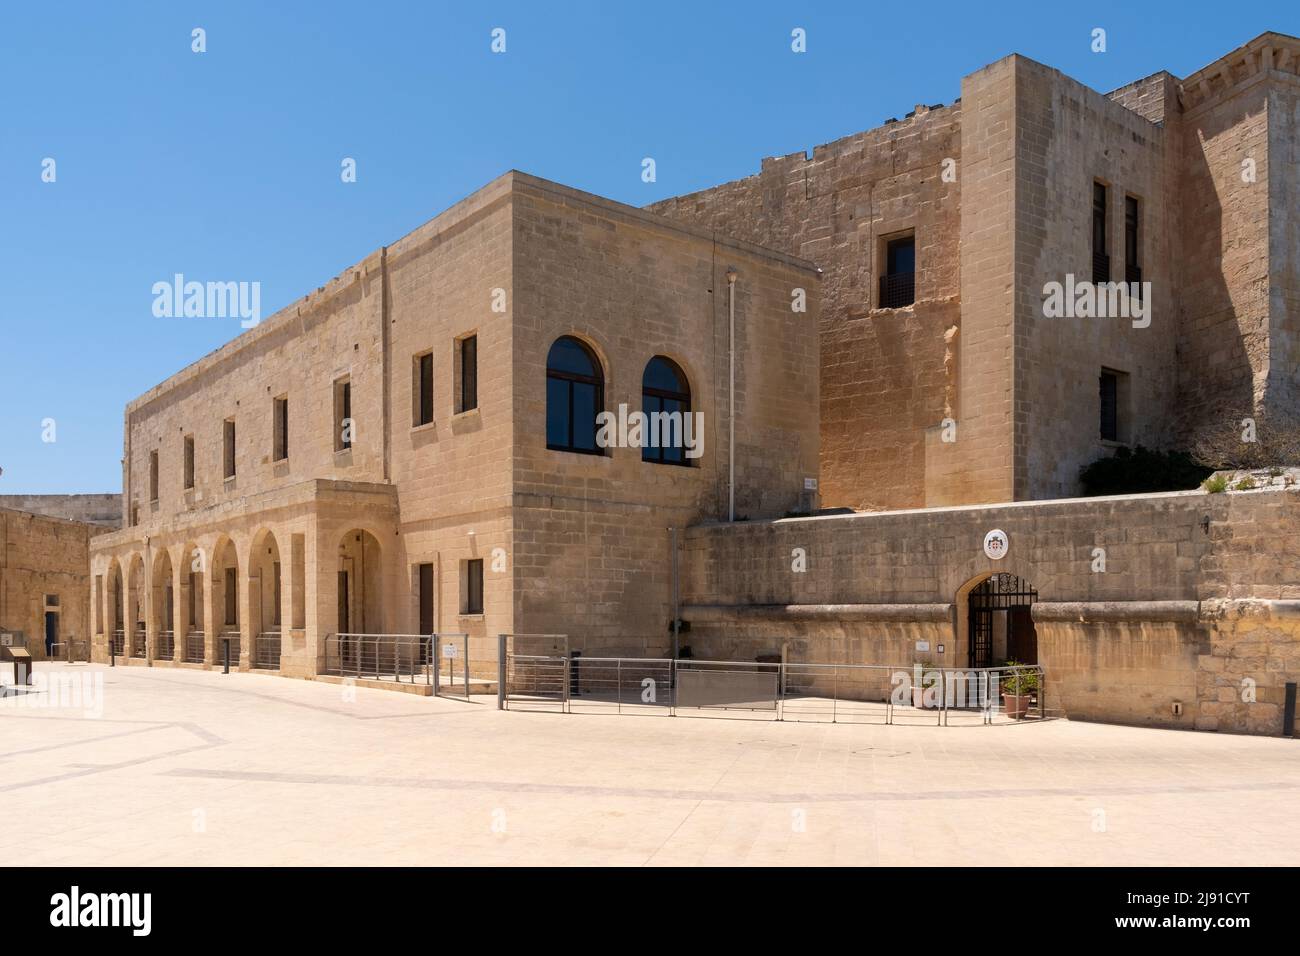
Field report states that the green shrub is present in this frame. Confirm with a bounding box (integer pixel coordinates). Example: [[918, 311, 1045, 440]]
[[1203, 474, 1228, 494], [1078, 445, 1213, 497], [1002, 661, 1039, 695], [1234, 476, 1257, 491]]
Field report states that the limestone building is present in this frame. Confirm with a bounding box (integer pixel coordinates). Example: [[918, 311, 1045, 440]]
[[650, 31, 1300, 511], [75, 33, 1300, 736], [0, 507, 99, 661], [87, 173, 819, 676]]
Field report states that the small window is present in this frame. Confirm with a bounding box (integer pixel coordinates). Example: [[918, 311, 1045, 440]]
[[418, 563, 434, 633], [462, 559, 484, 615], [272, 396, 289, 462], [223, 418, 236, 479], [414, 351, 434, 426], [224, 567, 238, 626], [1099, 368, 1130, 443], [457, 334, 478, 413], [334, 378, 352, 451], [45, 594, 59, 607], [546, 336, 604, 454], [1124, 195, 1141, 298], [188, 572, 199, 628], [149, 450, 159, 502], [183, 435, 195, 490], [880, 234, 915, 308], [642, 356, 692, 465], [1093, 182, 1109, 283], [131, 503, 139, 527]]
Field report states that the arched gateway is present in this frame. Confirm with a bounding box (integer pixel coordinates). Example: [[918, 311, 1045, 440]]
[[965, 573, 1038, 669]]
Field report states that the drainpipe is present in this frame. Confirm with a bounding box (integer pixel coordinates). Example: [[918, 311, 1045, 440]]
[[726, 266, 738, 522]]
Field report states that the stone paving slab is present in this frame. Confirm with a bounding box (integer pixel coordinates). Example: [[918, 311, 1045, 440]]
[[2, 663, 1299, 866]]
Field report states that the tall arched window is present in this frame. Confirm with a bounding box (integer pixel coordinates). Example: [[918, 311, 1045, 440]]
[[642, 356, 691, 465], [546, 336, 604, 454]]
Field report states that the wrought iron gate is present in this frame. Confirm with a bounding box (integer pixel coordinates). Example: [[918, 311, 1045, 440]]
[[968, 573, 1038, 668]]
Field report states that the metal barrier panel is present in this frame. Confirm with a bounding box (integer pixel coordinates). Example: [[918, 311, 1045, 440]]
[[782, 663, 897, 724], [110, 630, 125, 656], [500, 634, 569, 710], [185, 631, 205, 663], [157, 631, 175, 661], [677, 665, 779, 711], [130, 629, 146, 658]]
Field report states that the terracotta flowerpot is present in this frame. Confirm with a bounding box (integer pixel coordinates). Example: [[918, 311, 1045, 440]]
[[1003, 693, 1032, 720]]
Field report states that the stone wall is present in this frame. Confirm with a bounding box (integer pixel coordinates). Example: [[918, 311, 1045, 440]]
[[510, 175, 821, 652], [0, 494, 121, 528], [648, 103, 959, 512], [0, 509, 93, 661], [677, 485, 1300, 735]]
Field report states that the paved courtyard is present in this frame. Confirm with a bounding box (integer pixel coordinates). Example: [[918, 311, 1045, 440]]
[[3, 662, 1298, 866]]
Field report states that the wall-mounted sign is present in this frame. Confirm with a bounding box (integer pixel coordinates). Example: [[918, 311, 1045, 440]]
[[915, 640, 930, 652], [442, 643, 458, 659], [804, 477, 818, 491], [983, 529, 1009, 560]]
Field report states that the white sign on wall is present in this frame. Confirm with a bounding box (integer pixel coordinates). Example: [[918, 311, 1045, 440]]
[[983, 529, 1009, 561], [915, 640, 930, 652]]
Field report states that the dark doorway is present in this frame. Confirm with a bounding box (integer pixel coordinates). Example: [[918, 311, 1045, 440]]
[[337, 570, 350, 633], [968, 574, 1038, 668], [45, 612, 58, 657]]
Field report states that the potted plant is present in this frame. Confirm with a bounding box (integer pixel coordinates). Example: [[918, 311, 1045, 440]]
[[1001, 661, 1038, 719]]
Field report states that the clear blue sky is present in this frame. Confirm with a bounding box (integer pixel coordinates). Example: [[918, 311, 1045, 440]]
[[1, 0, 1294, 493]]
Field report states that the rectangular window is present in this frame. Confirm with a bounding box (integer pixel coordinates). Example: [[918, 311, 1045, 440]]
[[183, 435, 195, 490], [149, 451, 159, 502], [414, 351, 434, 426], [45, 594, 59, 607], [1099, 368, 1130, 443], [224, 567, 238, 626], [458, 335, 478, 412], [879, 234, 916, 308], [223, 418, 236, 479], [334, 378, 352, 451], [1125, 195, 1141, 300], [463, 559, 484, 615], [1093, 182, 1109, 283], [131, 503, 139, 527], [188, 572, 199, 628], [273, 396, 289, 461], [418, 563, 434, 633]]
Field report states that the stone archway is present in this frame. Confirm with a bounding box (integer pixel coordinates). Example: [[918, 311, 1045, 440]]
[[962, 573, 1039, 668]]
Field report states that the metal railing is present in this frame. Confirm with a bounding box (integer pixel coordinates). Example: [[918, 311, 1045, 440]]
[[110, 630, 125, 656], [323, 633, 436, 684], [184, 631, 205, 664], [254, 631, 281, 670], [157, 630, 175, 661], [497, 637, 1046, 727], [879, 271, 915, 309], [130, 628, 146, 658]]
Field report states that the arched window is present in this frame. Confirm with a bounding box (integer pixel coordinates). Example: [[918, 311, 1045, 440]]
[[546, 336, 604, 454], [642, 356, 692, 465]]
